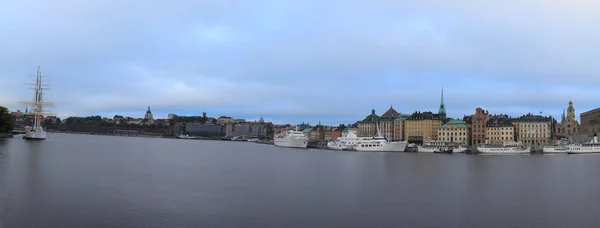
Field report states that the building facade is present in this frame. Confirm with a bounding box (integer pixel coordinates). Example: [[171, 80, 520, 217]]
[[555, 100, 580, 137], [357, 107, 405, 140], [517, 114, 552, 146], [404, 111, 443, 145], [379, 106, 400, 140], [580, 108, 600, 135], [470, 108, 490, 146], [437, 119, 470, 144], [357, 109, 379, 137], [485, 116, 515, 144], [393, 114, 410, 141], [185, 123, 222, 137]]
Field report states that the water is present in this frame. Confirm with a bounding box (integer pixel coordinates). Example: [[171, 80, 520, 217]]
[[1, 133, 600, 228]]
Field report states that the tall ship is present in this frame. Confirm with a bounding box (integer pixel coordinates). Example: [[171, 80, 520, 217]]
[[326, 130, 375, 150], [274, 129, 309, 148], [19, 67, 54, 140], [477, 141, 531, 154], [566, 135, 600, 154], [348, 123, 407, 152]]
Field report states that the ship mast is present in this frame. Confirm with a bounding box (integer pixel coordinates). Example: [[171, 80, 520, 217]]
[[19, 67, 55, 127]]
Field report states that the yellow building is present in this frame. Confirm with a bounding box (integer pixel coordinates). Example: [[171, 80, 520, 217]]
[[517, 114, 552, 146], [405, 111, 443, 145], [485, 117, 515, 144], [438, 119, 470, 144]]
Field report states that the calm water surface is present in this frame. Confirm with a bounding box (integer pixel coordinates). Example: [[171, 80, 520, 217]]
[[1, 133, 600, 228]]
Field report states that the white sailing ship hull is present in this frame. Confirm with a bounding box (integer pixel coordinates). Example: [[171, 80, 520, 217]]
[[24, 126, 47, 140], [477, 147, 531, 154], [274, 137, 309, 148], [354, 141, 407, 152]]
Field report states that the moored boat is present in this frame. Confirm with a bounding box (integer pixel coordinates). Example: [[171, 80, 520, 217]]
[[20, 67, 54, 140], [274, 129, 309, 148], [566, 135, 600, 154], [477, 141, 530, 154]]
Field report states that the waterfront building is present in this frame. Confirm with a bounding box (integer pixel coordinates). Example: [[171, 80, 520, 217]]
[[379, 106, 400, 139], [555, 100, 580, 137], [470, 108, 490, 146], [357, 108, 380, 137], [393, 113, 410, 141], [485, 116, 515, 144], [185, 123, 222, 137], [357, 106, 406, 140], [332, 128, 342, 140], [144, 106, 154, 124], [404, 111, 443, 145], [517, 114, 552, 146], [580, 108, 600, 135], [437, 119, 470, 144]]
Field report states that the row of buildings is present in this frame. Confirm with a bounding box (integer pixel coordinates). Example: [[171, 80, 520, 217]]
[[355, 89, 599, 147]]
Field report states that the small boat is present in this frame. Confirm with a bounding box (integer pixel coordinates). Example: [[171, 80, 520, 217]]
[[434, 147, 453, 154], [176, 134, 198, 139]]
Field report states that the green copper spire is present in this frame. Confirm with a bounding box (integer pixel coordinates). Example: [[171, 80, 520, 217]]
[[438, 86, 446, 118], [371, 108, 375, 115]]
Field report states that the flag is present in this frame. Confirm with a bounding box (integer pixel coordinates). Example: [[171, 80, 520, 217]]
[[540, 111, 543, 114]]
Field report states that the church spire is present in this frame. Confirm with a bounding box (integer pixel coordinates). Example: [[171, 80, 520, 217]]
[[438, 85, 446, 118]]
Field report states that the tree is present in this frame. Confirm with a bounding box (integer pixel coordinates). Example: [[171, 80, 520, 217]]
[[0, 106, 14, 133]]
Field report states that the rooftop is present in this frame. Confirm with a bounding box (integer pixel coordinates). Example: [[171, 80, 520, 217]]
[[440, 119, 469, 128]]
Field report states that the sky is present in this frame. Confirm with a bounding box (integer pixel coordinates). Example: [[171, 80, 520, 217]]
[[1, 0, 600, 125]]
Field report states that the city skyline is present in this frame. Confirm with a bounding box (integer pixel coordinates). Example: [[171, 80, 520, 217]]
[[1, 0, 599, 124]]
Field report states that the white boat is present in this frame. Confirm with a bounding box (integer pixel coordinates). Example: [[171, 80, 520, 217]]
[[349, 123, 407, 152], [542, 144, 569, 153], [418, 140, 448, 153], [19, 67, 54, 140], [177, 134, 198, 139], [566, 135, 600, 154], [274, 129, 309, 148], [247, 138, 260, 143], [477, 141, 531, 154], [326, 131, 374, 150]]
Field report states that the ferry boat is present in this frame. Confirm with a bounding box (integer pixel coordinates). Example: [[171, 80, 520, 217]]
[[326, 131, 374, 150], [566, 135, 600, 154], [418, 140, 467, 153], [274, 129, 309, 148], [418, 140, 450, 153], [20, 67, 54, 140], [477, 141, 531, 154], [542, 138, 569, 153], [348, 124, 407, 152]]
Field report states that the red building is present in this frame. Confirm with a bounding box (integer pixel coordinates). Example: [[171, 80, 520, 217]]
[[331, 128, 342, 140], [470, 108, 489, 146]]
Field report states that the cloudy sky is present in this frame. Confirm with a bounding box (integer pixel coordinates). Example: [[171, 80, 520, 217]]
[[1, 0, 599, 125]]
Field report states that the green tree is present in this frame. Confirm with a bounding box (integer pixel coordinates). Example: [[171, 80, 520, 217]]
[[0, 106, 14, 133]]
